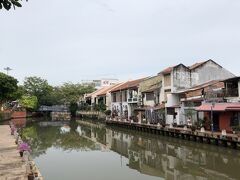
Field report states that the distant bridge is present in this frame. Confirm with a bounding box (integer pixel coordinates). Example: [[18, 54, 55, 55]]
[[38, 105, 69, 112]]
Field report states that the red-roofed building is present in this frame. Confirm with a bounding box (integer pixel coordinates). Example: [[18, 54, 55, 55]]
[[194, 77, 240, 132], [110, 78, 147, 119], [157, 60, 235, 126], [96, 83, 124, 110], [85, 86, 112, 107]]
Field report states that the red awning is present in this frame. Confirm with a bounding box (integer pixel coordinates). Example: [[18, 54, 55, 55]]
[[195, 103, 240, 111]]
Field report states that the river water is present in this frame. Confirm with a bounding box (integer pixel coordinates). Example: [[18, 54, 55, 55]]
[[21, 119, 240, 180]]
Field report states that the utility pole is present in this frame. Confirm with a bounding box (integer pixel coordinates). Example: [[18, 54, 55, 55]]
[[211, 102, 215, 133], [4, 67, 12, 75]]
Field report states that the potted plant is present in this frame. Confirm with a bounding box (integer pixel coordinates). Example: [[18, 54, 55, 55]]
[[191, 125, 197, 132], [18, 142, 31, 157], [104, 110, 111, 118], [27, 172, 34, 180]]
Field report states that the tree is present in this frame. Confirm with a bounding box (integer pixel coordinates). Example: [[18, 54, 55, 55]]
[[0, 72, 18, 108], [23, 76, 53, 106], [0, 0, 26, 11], [57, 83, 95, 104], [19, 95, 38, 111], [69, 102, 78, 117]]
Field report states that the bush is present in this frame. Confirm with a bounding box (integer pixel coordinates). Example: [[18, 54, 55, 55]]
[[78, 102, 91, 111], [93, 103, 106, 112], [104, 110, 111, 116]]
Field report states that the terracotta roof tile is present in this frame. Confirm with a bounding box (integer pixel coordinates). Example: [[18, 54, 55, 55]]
[[158, 66, 174, 75], [97, 83, 123, 96], [189, 61, 207, 70], [85, 87, 109, 98], [110, 78, 147, 92]]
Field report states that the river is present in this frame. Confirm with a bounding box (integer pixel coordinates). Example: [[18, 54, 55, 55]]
[[21, 119, 240, 180]]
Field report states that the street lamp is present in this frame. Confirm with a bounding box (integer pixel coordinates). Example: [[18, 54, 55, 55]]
[[210, 102, 215, 133], [4, 67, 12, 75]]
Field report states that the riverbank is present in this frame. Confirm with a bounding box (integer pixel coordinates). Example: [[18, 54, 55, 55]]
[[0, 125, 27, 179], [106, 120, 240, 149]]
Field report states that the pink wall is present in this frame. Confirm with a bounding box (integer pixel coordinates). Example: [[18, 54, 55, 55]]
[[11, 111, 27, 119]]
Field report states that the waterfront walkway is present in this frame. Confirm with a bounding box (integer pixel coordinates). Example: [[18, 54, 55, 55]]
[[0, 125, 27, 180]]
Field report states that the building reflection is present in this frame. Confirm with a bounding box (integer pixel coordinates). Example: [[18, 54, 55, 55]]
[[76, 120, 240, 180]]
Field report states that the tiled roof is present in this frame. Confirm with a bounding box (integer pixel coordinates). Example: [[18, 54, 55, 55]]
[[196, 103, 240, 111], [158, 66, 174, 75], [158, 59, 221, 75], [175, 80, 224, 94], [97, 83, 123, 96], [85, 86, 109, 98], [110, 78, 147, 92], [189, 61, 207, 70]]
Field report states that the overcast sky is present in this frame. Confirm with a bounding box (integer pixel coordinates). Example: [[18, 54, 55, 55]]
[[1, 0, 240, 85]]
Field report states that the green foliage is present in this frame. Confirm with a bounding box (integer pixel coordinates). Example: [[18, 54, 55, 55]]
[[79, 101, 91, 111], [232, 125, 240, 133], [57, 83, 95, 104], [69, 102, 78, 117], [20, 77, 95, 109], [0, 0, 27, 11], [19, 95, 38, 111], [0, 72, 18, 104], [23, 76, 53, 106], [104, 110, 111, 116], [93, 102, 106, 112]]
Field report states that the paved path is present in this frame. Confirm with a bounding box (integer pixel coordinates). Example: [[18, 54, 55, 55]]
[[0, 125, 27, 180]]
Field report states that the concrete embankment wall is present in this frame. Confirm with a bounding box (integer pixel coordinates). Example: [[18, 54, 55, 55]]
[[76, 111, 106, 120], [0, 111, 11, 122]]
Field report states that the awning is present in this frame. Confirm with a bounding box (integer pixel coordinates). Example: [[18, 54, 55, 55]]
[[195, 103, 240, 112]]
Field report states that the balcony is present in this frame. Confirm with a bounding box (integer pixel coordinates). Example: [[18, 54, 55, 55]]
[[224, 88, 239, 97], [205, 88, 239, 102], [127, 97, 139, 103]]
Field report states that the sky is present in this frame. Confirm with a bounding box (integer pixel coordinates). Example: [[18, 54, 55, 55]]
[[1, 0, 240, 85]]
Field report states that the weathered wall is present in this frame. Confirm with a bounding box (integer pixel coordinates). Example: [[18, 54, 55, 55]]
[[139, 75, 161, 93], [143, 94, 155, 106], [111, 102, 129, 117], [191, 61, 235, 87], [165, 94, 180, 107], [172, 65, 191, 92], [164, 74, 171, 88]]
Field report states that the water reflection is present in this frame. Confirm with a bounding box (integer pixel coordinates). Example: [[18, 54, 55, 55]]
[[22, 119, 240, 180]]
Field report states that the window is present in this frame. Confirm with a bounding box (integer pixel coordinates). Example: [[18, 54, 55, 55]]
[[146, 93, 154, 101], [164, 74, 171, 87], [124, 91, 127, 101], [167, 108, 175, 115], [231, 112, 240, 126], [112, 93, 116, 102]]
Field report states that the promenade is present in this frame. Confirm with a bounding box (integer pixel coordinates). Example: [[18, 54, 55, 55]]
[[0, 125, 27, 180]]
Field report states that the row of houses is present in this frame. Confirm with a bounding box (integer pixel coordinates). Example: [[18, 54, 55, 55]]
[[84, 59, 240, 132]]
